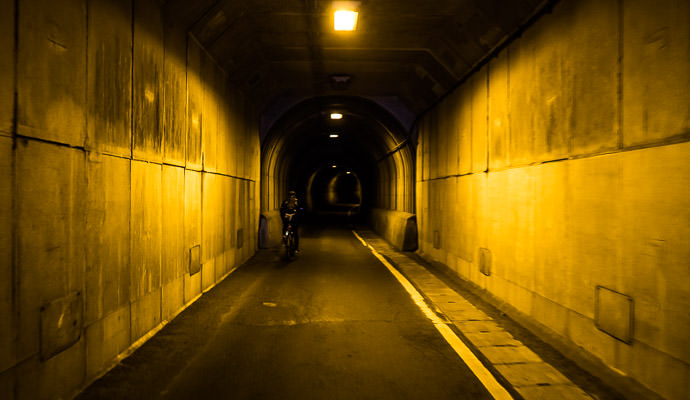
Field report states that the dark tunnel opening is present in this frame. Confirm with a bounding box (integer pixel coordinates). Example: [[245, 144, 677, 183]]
[[306, 167, 362, 212], [261, 96, 415, 241]]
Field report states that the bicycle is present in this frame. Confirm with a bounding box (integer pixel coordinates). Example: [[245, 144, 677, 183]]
[[282, 213, 297, 260]]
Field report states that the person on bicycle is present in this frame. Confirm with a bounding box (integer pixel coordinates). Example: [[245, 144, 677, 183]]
[[280, 190, 301, 252]]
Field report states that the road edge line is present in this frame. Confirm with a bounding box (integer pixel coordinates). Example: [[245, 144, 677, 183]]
[[352, 230, 513, 400]]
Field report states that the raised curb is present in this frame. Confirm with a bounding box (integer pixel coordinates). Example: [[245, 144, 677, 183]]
[[356, 229, 594, 400]]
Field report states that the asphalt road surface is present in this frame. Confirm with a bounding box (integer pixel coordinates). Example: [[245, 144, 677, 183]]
[[77, 222, 493, 400]]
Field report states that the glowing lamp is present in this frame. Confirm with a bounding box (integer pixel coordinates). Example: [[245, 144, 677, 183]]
[[334, 10, 358, 31]]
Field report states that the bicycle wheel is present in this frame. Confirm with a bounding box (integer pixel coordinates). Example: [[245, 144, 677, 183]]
[[286, 233, 295, 259]]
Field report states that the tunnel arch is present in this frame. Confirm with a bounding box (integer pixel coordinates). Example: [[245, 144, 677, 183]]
[[260, 96, 415, 244], [306, 167, 363, 213]]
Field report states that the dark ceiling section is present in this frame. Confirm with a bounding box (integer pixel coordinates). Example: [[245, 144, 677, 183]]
[[163, 0, 547, 126]]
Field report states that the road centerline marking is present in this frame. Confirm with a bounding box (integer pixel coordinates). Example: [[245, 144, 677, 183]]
[[352, 230, 513, 400]]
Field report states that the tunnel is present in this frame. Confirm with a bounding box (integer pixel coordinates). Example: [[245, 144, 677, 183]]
[[1, 0, 689, 399], [260, 96, 415, 248]]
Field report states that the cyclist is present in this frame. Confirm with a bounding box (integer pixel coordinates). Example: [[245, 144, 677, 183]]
[[280, 190, 301, 253]]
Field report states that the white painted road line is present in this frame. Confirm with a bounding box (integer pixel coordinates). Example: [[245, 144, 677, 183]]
[[353, 230, 514, 400]]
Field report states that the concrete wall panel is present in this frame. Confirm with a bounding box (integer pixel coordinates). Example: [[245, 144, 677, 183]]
[[623, 0, 690, 146], [0, 367, 14, 400], [163, 24, 187, 166], [488, 47, 510, 170], [201, 260, 215, 292], [131, 288, 161, 342], [619, 142, 690, 361], [86, 0, 132, 157], [37, 338, 85, 400], [17, 0, 86, 146], [162, 276, 184, 321], [533, 161, 569, 304], [216, 82, 228, 175], [0, 137, 13, 372], [201, 56, 218, 172], [436, 99, 449, 178], [132, 0, 164, 162], [184, 169, 202, 304], [563, 155, 622, 316], [85, 154, 130, 324], [471, 68, 488, 173], [458, 87, 472, 175], [436, 99, 451, 176], [0, 0, 13, 135], [506, 35, 537, 165], [186, 38, 203, 170], [223, 178, 236, 272], [15, 140, 85, 363], [85, 305, 130, 380], [202, 173, 217, 264], [564, 0, 618, 155], [130, 161, 162, 300], [162, 165, 185, 284]]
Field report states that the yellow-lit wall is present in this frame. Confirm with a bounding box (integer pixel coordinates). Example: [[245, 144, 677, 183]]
[[0, 0, 260, 398], [416, 0, 689, 399]]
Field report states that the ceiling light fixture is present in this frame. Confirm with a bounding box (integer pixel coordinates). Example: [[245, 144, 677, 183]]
[[329, 134, 339, 138], [333, 1, 360, 31], [330, 113, 342, 120]]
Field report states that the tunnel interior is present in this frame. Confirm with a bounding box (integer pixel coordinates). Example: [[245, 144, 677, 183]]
[[261, 96, 414, 230], [1, 0, 688, 399]]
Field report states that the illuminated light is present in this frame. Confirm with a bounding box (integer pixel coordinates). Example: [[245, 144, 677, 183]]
[[331, 165, 337, 168], [329, 134, 339, 138], [330, 113, 343, 120], [346, 171, 351, 174], [334, 10, 358, 31]]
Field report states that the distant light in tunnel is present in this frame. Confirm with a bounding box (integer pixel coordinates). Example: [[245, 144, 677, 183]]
[[346, 171, 351, 174], [329, 134, 339, 138], [330, 113, 343, 120], [334, 10, 358, 31], [331, 165, 337, 168]]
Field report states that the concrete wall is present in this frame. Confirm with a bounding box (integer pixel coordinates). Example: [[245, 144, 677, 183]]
[[369, 208, 417, 251], [416, 0, 689, 398], [368, 143, 417, 248], [0, 0, 260, 399]]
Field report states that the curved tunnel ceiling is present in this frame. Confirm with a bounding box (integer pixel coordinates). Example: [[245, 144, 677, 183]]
[[162, 0, 551, 128], [262, 96, 410, 203]]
